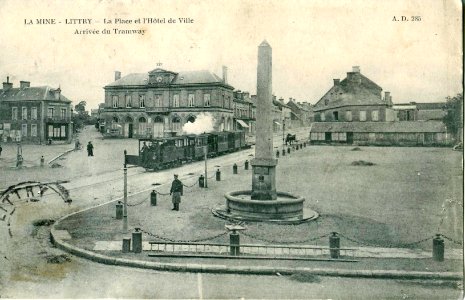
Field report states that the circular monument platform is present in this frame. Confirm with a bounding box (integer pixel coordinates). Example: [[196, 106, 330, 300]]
[[212, 190, 319, 225]]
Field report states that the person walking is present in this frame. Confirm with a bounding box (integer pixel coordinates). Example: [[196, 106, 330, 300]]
[[87, 141, 94, 157], [169, 174, 183, 211]]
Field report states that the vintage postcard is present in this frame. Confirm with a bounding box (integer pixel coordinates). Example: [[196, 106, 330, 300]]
[[0, 0, 463, 299]]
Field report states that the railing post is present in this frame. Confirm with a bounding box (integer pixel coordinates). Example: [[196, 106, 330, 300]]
[[230, 231, 240, 256], [199, 175, 205, 188], [150, 190, 157, 206], [216, 169, 221, 181], [233, 163, 238, 174], [329, 232, 340, 258], [132, 228, 142, 253], [432, 234, 444, 262], [116, 201, 123, 219], [122, 238, 131, 253], [287, 148, 290, 154]]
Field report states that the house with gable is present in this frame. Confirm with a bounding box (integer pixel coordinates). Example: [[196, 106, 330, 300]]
[[309, 66, 449, 146], [0, 77, 73, 144]]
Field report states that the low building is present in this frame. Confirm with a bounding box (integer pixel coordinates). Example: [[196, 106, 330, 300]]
[[309, 121, 450, 146], [0, 77, 73, 144], [287, 98, 313, 128], [393, 102, 447, 121], [100, 66, 235, 138]]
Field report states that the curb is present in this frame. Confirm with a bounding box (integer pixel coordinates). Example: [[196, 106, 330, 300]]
[[50, 211, 463, 280], [48, 148, 75, 165]]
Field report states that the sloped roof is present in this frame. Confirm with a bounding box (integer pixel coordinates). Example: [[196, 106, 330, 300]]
[[0, 86, 71, 102], [314, 72, 386, 111], [415, 102, 447, 110], [310, 121, 446, 133], [106, 70, 226, 87]]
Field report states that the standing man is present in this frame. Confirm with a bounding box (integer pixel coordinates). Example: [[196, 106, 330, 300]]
[[87, 141, 94, 157], [169, 174, 183, 211]]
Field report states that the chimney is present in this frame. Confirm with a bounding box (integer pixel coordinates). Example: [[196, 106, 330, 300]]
[[115, 71, 121, 81], [384, 91, 390, 102], [2, 76, 12, 91], [20, 81, 30, 89], [53, 87, 61, 100], [352, 66, 360, 73], [222, 66, 228, 84], [333, 79, 340, 86]]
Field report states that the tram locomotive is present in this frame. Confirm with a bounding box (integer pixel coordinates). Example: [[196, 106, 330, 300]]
[[125, 131, 249, 171]]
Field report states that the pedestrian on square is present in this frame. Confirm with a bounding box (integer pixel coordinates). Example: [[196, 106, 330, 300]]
[[87, 141, 94, 157], [169, 174, 183, 211]]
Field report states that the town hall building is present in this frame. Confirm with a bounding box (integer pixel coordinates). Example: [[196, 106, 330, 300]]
[[100, 66, 235, 138]]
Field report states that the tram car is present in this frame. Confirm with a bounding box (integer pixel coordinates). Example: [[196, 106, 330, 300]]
[[125, 131, 249, 171]]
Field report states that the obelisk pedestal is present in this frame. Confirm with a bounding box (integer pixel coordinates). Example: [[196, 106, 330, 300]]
[[251, 40, 277, 200]]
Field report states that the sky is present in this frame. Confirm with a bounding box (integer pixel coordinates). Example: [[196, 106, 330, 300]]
[[0, 0, 462, 109]]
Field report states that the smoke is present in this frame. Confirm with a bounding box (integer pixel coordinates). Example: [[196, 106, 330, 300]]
[[182, 112, 216, 135]]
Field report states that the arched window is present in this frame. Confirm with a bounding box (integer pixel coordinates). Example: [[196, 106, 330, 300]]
[[125, 116, 133, 123], [187, 115, 196, 123], [172, 116, 181, 132], [153, 116, 164, 137], [112, 116, 120, 130], [113, 116, 119, 123], [138, 117, 147, 136]]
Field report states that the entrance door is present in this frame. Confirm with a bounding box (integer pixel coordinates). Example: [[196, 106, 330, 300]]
[[128, 124, 133, 138], [325, 132, 331, 142], [347, 132, 354, 144]]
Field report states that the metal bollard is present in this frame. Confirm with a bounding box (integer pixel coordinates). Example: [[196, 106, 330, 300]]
[[40, 156, 45, 167], [296, 145, 299, 151], [287, 148, 290, 154], [230, 232, 240, 256], [199, 175, 205, 188], [432, 234, 444, 262], [122, 238, 131, 253], [244, 160, 249, 170], [329, 232, 340, 259], [233, 163, 238, 174], [150, 190, 157, 206], [282, 149, 286, 156], [216, 169, 221, 181], [300, 144, 303, 149], [132, 228, 142, 253], [304, 142, 306, 147], [276, 150, 280, 158], [116, 201, 123, 219]]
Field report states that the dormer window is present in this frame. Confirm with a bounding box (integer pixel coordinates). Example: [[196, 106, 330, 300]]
[[324, 99, 329, 106]]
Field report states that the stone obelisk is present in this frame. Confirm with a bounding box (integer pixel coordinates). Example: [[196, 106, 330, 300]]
[[251, 40, 277, 200]]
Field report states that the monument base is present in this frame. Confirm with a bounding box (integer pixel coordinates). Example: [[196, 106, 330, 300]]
[[212, 190, 319, 224]]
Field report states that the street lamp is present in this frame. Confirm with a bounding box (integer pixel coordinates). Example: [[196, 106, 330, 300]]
[[123, 150, 128, 232]]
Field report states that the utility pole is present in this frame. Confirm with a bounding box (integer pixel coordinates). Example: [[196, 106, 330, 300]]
[[204, 145, 208, 188], [123, 150, 128, 232]]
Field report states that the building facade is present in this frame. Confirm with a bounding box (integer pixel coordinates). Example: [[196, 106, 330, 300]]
[[100, 67, 235, 138], [313, 66, 395, 123], [233, 90, 255, 135], [0, 77, 73, 144]]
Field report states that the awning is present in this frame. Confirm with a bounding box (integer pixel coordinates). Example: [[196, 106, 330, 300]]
[[236, 119, 249, 128], [274, 121, 281, 125]]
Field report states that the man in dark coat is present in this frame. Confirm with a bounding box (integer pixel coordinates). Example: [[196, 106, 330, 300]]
[[169, 174, 183, 211], [87, 141, 94, 156]]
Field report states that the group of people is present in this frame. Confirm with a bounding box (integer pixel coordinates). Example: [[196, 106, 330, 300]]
[[75, 139, 94, 157]]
